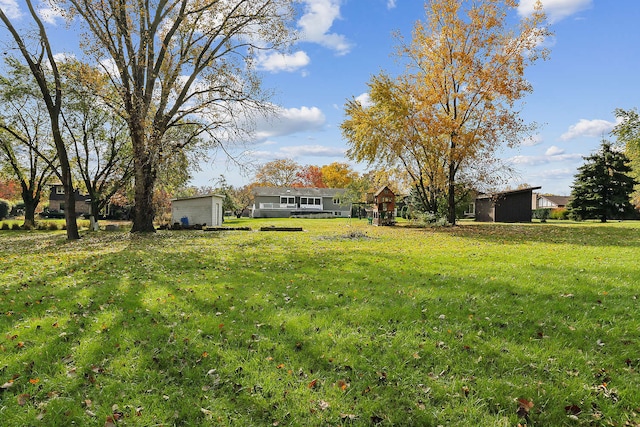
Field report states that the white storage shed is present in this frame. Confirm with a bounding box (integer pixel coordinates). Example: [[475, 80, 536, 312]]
[[171, 194, 225, 227]]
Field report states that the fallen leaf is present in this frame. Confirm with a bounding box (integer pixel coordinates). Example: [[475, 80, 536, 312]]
[[308, 379, 319, 389], [516, 398, 534, 418], [336, 379, 349, 391], [17, 393, 30, 406], [564, 404, 582, 415], [104, 416, 117, 427], [371, 414, 384, 424]]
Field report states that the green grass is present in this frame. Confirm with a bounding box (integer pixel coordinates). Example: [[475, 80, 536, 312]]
[[2, 218, 640, 426]]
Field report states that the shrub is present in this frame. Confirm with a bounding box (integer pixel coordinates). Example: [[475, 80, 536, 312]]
[[10, 202, 25, 217], [532, 208, 551, 222], [549, 208, 569, 220], [0, 199, 10, 220], [413, 211, 449, 227], [47, 222, 59, 231], [11, 223, 21, 230], [1, 222, 9, 230]]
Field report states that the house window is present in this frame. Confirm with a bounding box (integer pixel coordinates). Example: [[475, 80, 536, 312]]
[[56, 186, 64, 195], [333, 197, 340, 204], [301, 197, 307, 204], [314, 198, 321, 205], [280, 197, 295, 205]]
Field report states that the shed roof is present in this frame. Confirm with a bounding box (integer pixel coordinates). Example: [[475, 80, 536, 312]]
[[171, 193, 225, 202], [476, 187, 541, 200]]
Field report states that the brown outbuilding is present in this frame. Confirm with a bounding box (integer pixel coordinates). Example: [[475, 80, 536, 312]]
[[475, 187, 541, 223]]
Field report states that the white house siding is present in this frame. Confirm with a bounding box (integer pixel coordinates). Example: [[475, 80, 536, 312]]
[[171, 195, 224, 226]]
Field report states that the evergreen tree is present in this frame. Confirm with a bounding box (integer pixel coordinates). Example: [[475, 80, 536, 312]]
[[568, 140, 637, 222]]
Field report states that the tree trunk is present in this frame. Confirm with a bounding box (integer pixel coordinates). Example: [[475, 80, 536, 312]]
[[55, 122, 80, 239], [90, 198, 101, 231], [62, 178, 80, 237], [447, 162, 457, 225], [130, 153, 157, 233], [21, 190, 38, 229]]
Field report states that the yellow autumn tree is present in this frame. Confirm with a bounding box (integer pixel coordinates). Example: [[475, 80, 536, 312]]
[[343, 0, 550, 224], [321, 162, 358, 188], [254, 159, 301, 187], [343, 73, 448, 213]]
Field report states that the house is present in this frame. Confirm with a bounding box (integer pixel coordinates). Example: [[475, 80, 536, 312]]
[[47, 183, 91, 217], [171, 194, 225, 227], [475, 187, 541, 223], [533, 194, 570, 209], [251, 187, 351, 218], [370, 185, 396, 226]]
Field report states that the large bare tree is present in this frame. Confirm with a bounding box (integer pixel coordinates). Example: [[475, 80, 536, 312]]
[[0, 2, 81, 239], [63, 0, 296, 232], [60, 61, 134, 229], [0, 60, 58, 228]]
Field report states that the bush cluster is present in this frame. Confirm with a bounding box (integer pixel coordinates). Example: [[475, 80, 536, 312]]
[[532, 208, 550, 221], [550, 208, 569, 220], [0, 199, 10, 220]]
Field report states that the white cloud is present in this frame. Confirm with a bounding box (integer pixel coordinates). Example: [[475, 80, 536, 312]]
[[38, 6, 63, 25], [518, 0, 593, 23], [53, 52, 76, 63], [280, 144, 345, 157], [532, 168, 574, 180], [545, 145, 565, 156], [509, 147, 582, 166], [355, 92, 372, 108], [387, 0, 397, 9], [254, 106, 326, 140], [98, 57, 120, 78], [560, 118, 619, 141], [522, 134, 543, 147], [257, 50, 310, 73], [298, 0, 353, 55], [0, 0, 21, 19], [246, 144, 345, 160]]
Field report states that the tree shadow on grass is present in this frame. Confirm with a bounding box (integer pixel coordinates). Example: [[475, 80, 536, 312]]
[[403, 222, 640, 248], [2, 229, 640, 425]]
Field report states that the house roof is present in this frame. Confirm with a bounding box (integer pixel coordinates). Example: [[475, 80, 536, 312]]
[[171, 193, 225, 202], [476, 186, 541, 200], [538, 195, 570, 206], [252, 186, 345, 197]]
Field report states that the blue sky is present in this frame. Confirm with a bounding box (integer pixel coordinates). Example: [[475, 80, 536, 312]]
[[2, 0, 639, 196], [198, 0, 640, 196]]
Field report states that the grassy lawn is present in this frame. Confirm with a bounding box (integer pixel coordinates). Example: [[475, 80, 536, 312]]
[[1, 218, 640, 426]]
